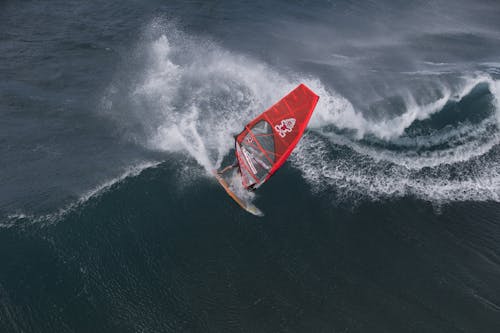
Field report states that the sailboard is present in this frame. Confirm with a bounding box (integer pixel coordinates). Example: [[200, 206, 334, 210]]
[[212, 170, 264, 216], [215, 83, 319, 215]]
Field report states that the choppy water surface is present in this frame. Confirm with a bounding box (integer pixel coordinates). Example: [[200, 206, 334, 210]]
[[1, 1, 500, 332]]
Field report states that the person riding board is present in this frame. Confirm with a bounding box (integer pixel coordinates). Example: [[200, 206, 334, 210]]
[[218, 159, 257, 191], [217, 159, 239, 175]]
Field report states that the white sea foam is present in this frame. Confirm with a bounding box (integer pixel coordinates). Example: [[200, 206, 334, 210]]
[[291, 135, 500, 203], [2, 162, 159, 228], [289, 72, 500, 203], [318, 118, 500, 170], [6, 20, 500, 229], [130, 27, 294, 173], [106, 22, 500, 205], [308, 73, 496, 140]]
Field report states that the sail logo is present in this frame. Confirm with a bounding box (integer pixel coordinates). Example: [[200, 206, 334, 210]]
[[274, 118, 296, 138]]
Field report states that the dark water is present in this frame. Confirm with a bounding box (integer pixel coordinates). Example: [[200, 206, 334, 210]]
[[2, 0, 500, 332]]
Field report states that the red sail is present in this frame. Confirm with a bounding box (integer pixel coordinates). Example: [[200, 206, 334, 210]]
[[235, 84, 319, 189]]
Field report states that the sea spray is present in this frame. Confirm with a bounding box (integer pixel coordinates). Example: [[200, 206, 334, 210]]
[[104, 21, 500, 205]]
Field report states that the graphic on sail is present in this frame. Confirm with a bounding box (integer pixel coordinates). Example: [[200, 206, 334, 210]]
[[235, 84, 319, 189]]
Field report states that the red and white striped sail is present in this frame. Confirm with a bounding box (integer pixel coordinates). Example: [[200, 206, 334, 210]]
[[235, 84, 319, 189]]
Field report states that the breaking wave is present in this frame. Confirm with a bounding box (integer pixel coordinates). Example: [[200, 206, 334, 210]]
[[293, 76, 500, 203], [1, 162, 159, 229], [101, 21, 500, 204]]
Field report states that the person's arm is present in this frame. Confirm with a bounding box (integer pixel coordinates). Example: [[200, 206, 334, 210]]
[[218, 159, 239, 174], [218, 165, 233, 174]]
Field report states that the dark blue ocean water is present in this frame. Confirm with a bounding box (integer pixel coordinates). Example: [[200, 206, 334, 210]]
[[2, 0, 500, 331]]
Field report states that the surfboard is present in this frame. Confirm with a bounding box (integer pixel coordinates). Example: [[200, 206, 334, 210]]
[[212, 170, 264, 217]]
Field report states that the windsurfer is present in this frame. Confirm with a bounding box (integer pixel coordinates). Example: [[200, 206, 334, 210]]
[[218, 159, 257, 191]]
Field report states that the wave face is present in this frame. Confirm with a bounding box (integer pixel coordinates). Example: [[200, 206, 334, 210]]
[[101, 19, 500, 206], [3, 1, 500, 217], [293, 77, 500, 203], [2, 1, 500, 332]]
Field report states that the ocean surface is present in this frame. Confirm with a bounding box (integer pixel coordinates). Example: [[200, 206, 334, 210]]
[[1, 0, 500, 331]]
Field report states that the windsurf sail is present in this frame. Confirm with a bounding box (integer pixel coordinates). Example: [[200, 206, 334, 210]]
[[235, 84, 319, 189]]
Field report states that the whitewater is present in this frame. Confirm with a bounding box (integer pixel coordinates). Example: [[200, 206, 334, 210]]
[[98, 21, 500, 208]]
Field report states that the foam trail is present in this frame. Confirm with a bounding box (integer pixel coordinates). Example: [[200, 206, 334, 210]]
[[291, 74, 500, 203], [319, 118, 500, 170], [491, 79, 500, 124], [291, 135, 500, 203], [2, 161, 160, 228], [104, 22, 500, 205], [125, 23, 303, 176], [307, 74, 496, 140]]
